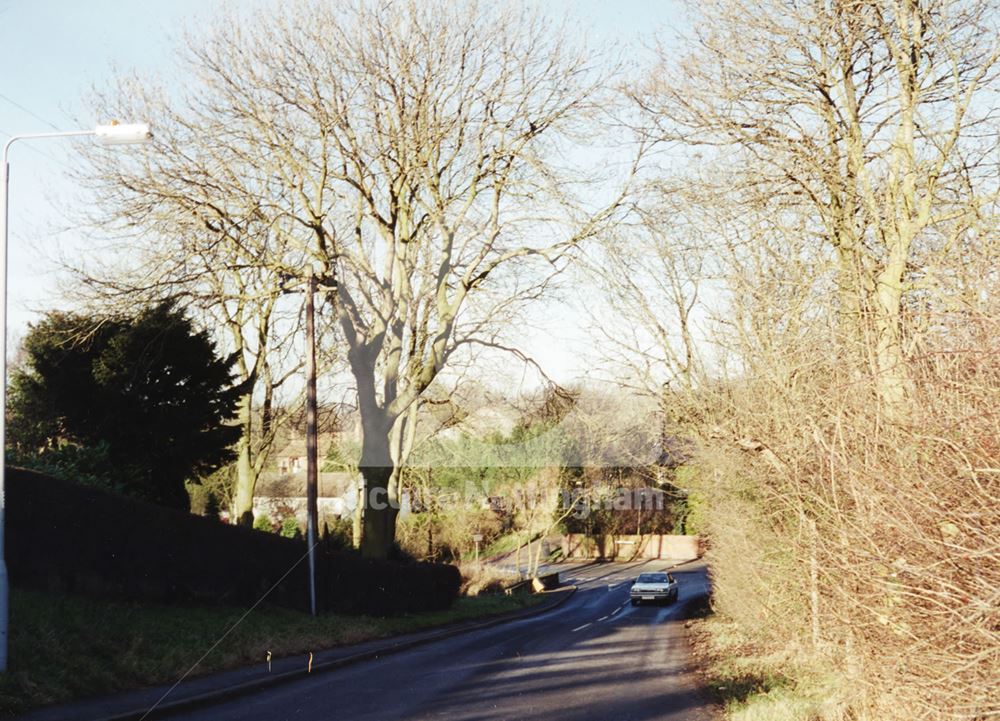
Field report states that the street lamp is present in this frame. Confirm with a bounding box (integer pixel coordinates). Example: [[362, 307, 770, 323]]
[[0, 122, 152, 672]]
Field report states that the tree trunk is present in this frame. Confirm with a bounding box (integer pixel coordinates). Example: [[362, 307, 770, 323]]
[[874, 285, 912, 419], [872, 232, 916, 421], [353, 362, 417, 558], [231, 391, 256, 527], [357, 411, 399, 559], [352, 479, 364, 548], [360, 464, 398, 559], [532, 533, 546, 577]]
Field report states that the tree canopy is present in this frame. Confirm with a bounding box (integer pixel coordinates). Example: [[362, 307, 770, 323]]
[[79, 0, 640, 556], [7, 302, 242, 509]]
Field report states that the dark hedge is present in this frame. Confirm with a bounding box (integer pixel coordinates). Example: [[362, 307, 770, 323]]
[[5, 467, 459, 614]]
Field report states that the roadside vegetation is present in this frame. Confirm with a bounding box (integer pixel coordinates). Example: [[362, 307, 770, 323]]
[[6, 303, 241, 509], [689, 611, 850, 721], [593, 1, 1000, 719], [0, 587, 544, 716], [3, 0, 994, 718]]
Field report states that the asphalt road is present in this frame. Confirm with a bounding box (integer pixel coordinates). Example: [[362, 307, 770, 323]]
[[160, 560, 716, 721]]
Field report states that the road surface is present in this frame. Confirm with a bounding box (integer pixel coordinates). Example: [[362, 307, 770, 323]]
[[159, 560, 716, 721]]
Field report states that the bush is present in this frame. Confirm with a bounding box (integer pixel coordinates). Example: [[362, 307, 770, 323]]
[[321, 517, 353, 551], [685, 333, 1000, 719], [459, 563, 518, 596], [395, 506, 504, 562], [253, 513, 273, 532], [279, 516, 301, 539], [6, 467, 460, 615], [7, 442, 123, 494], [187, 481, 223, 519]]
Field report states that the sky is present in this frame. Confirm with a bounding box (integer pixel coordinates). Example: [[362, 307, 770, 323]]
[[0, 0, 686, 383]]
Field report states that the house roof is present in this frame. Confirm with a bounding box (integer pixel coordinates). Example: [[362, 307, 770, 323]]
[[276, 434, 337, 460], [256, 471, 355, 499]]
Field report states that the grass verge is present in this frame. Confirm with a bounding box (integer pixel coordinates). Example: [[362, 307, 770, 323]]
[[0, 588, 545, 717], [686, 601, 850, 721]]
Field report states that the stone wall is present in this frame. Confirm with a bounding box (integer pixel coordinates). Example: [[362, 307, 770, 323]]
[[562, 533, 701, 561]]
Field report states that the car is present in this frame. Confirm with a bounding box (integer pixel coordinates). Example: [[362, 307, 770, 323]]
[[629, 571, 678, 606]]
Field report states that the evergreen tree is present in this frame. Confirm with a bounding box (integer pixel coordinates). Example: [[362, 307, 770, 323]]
[[7, 302, 242, 509]]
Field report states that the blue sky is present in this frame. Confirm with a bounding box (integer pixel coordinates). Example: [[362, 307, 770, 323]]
[[1, 0, 211, 333], [0, 0, 685, 378]]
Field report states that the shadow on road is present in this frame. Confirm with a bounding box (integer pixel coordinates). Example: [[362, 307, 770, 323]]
[[389, 564, 718, 721]]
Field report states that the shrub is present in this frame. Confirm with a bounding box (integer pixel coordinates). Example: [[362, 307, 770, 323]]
[[395, 506, 504, 562], [685, 334, 1000, 719], [6, 442, 123, 494], [6, 467, 460, 615], [253, 513, 273, 532], [321, 517, 353, 552], [459, 563, 518, 597], [280, 516, 302, 540]]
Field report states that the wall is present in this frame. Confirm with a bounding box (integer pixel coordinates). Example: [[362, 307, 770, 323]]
[[562, 533, 701, 561]]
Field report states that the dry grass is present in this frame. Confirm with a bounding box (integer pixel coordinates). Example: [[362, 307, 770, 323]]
[[690, 611, 853, 721], [458, 562, 521, 596]]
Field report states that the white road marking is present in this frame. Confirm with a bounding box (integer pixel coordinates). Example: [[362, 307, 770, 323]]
[[597, 615, 609, 622], [605, 602, 638, 624], [571, 623, 592, 633]]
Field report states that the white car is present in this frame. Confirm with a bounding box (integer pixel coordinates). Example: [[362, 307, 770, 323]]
[[629, 572, 678, 606]]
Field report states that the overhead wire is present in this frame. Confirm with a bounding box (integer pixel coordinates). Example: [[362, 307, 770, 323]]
[[0, 127, 72, 167], [0, 92, 63, 131], [0, 93, 78, 169]]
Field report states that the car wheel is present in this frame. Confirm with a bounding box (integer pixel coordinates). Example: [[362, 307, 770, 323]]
[[630, 598, 638, 606]]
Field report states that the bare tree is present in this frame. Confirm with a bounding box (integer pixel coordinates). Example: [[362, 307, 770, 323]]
[[71, 95, 310, 526], [76, 0, 640, 557], [584, 188, 712, 404], [611, 2, 1000, 718], [639, 0, 999, 419]]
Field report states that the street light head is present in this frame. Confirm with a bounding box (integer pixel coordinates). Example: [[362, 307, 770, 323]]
[[94, 122, 153, 145]]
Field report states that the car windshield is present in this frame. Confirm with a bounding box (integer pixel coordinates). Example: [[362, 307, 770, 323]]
[[636, 573, 669, 583]]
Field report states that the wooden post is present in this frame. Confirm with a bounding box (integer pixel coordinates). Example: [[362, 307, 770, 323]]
[[305, 265, 319, 616]]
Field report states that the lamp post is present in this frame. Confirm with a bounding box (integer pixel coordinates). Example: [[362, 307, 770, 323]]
[[0, 122, 152, 672]]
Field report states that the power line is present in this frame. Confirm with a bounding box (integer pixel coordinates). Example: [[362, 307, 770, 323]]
[[0, 94, 77, 168], [0, 127, 77, 170], [0, 93, 63, 132]]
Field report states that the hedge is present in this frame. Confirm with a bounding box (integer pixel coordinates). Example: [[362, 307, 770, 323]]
[[4, 467, 459, 614]]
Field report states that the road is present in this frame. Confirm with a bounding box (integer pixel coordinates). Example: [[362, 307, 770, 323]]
[[160, 560, 716, 721]]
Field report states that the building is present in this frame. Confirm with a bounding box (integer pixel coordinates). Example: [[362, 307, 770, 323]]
[[275, 434, 337, 475], [252, 469, 356, 525]]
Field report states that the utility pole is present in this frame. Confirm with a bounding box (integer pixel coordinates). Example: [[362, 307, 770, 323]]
[[305, 265, 319, 617]]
